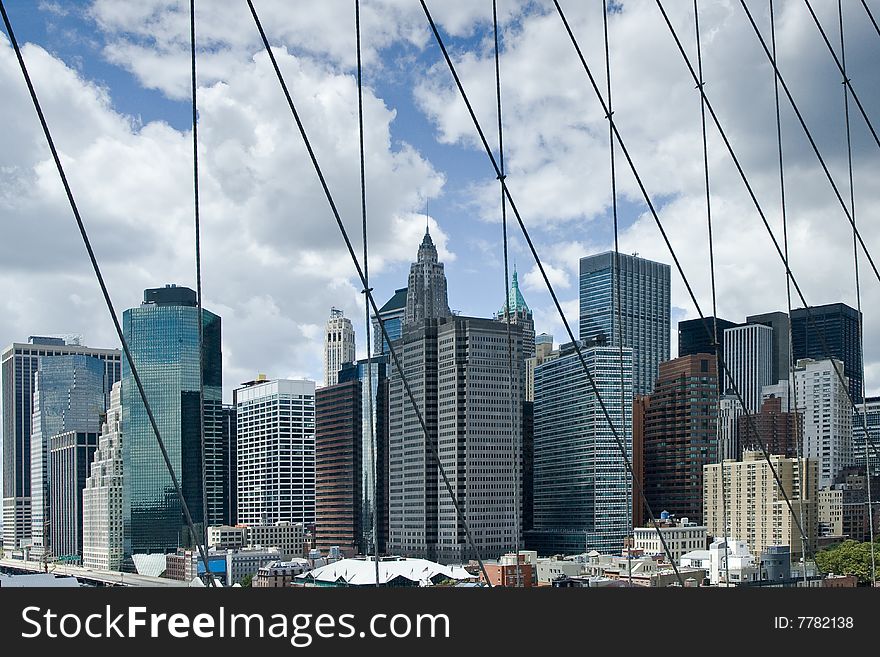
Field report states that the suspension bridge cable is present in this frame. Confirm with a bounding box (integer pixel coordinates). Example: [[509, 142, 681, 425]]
[[0, 0, 215, 579], [771, 0, 806, 585], [655, 0, 880, 571], [556, 0, 815, 567], [801, 0, 880, 153], [601, 0, 633, 581], [243, 0, 492, 585], [836, 0, 876, 585], [737, 0, 880, 290], [189, 0, 216, 587], [491, 0, 523, 587], [421, 0, 685, 584], [353, 0, 381, 587], [692, 0, 730, 586], [768, 0, 806, 586], [861, 0, 880, 40]]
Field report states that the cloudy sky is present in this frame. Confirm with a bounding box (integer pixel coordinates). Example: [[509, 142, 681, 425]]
[[2, 0, 880, 402]]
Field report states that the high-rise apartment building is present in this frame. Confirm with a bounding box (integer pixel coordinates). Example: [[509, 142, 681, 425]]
[[791, 303, 862, 404], [722, 323, 773, 414], [30, 354, 106, 556], [235, 377, 316, 527], [642, 354, 718, 523], [323, 307, 356, 387], [49, 430, 98, 560], [494, 267, 535, 360], [579, 252, 670, 396], [122, 284, 221, 555], [404, 228, 451, 326], [853, 396, 880, 477], [371, 288, 407, 357], [704, 451, 818, 560], [82, 381, 124, 571], [388, 316, 523, 563], [793, 358, 853, 489], [527, 344, 633, 556], [338, 357, 389, 555], [718, 394, 745, 462], [746, 312, 791, 384], [315, 379, 362, 556], [737, 395, 801, 459], [2, 337, 120, 551]]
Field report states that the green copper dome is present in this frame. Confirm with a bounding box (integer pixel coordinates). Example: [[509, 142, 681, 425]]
[[499, 267, 530, 316]]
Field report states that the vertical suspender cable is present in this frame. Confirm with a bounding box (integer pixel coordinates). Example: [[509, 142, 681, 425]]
[[189, 0, 215, 587], [837, 0, 876, 586], [601, 0, 631, 580], [0, 0, 215, 581], [353, 0, 381, 587], [768, 0, 806, 586], [491, 0, 522, 587], [693, 0, 728, 586]]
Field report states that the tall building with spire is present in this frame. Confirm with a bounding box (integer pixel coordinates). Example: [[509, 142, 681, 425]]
[[404, 227, 451, 326], [323, 308, 356, 387], [494, 267, 535, 360]]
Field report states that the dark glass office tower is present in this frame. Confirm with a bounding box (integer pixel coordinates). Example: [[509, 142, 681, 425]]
[[791, 303, 862, 404], [371, 288, 407, 357], [677, 316, 739, 362], [122, 285, 221, 556], [746, 311, 791, 384]]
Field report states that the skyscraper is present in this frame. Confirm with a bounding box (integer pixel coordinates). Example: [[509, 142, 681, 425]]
[[2, 337, 120, 551], [371, 288, 407, 357], [718, 394, 745, 462], [525, 333, 557, 403], [404, 227, 451, 326], [853, 397, 880, 477], [791, 303, 862, 404], [315, 379, 362, 556], [746, 312, 791, 384], [723, 323, 773, 414], [388, 316, 524, 563], [323, 307, 356, 387], [122, 284, 221, 556], [30, 354, 106, 557], [339, 357, 389, 556], [527, 343, 633, 556], [83, 381, 125, 571], [494, 267, 535, 360], [49, 430, 98, 560], [642, 354, 718, 523], [677, 316, 739, 362], [579, 252, 670, 396], [737, 395, 801, 459], [793, 358, 853, 489], [235, 377, 316, 527]]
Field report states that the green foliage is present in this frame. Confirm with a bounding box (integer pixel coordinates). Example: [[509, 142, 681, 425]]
[[239, 573, 253, 588], [815, 539, 880, 584]]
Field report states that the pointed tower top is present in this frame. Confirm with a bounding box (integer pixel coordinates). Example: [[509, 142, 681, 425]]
[[500, 264, 530, 316]]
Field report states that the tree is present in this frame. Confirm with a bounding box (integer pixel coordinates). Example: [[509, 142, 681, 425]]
[[815, 539, 880, 585], [239, 574, 253, 587]]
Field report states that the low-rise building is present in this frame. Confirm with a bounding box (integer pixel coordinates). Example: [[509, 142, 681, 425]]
[[481, 552, 537, 587], [226, 547, 282, 586], [207, 525, 247, 551], [253, 559, 311, 588], [535, 557, 585, 585], [632, 515, 707, 564], [680, 538, 759, 586]]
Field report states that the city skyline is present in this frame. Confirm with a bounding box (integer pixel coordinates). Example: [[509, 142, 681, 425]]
[[1, 1, 879, 406]]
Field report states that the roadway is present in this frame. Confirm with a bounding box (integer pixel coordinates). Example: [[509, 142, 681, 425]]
[[0, 558, 189, 587]]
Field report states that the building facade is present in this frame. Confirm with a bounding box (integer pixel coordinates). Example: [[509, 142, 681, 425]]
[[632, 520, 707, 564], [82, 381, 125, 571], [372, 288, 407, 357], [2, 337, 120, 551], [235, 378, 316, 527], [338, 357, 390, 556], [793, 358, 853, 489], [122, 284, 222, 555], [525, 333, 556, 403], [853, 396, 880, 476], [527, 344, 633, 556], [791, 303, 862, 404], [30, 354, 106, 556], [388, 316, 524, 563], [746, 312, 791, 384], [49, 430, 98, 560], [403, 228, 451, 326], [718, 394, 745, 462], [323, 307, 356, 387], [579, 252, 670, 396], [677, 316, 739, 361], [723, 323, 773, 414], [737, 395, 801, 459], [704, 451, 818, 560], [642, 354, 718, 523]]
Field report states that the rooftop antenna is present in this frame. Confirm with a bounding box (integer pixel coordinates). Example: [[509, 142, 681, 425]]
[[425, 197, 430, 233]]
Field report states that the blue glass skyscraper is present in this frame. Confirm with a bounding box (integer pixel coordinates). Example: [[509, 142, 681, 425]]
[[122, 285, 221, 556], [372, 288, 407, 356], [579, 252, 670, 396]]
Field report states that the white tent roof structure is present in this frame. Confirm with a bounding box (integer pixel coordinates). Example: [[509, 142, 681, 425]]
[[297, 557, 475, 586], [131, 553, 167, 578]]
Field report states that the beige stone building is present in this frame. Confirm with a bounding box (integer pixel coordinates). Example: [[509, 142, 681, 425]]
[[704, 451, 818, 560]]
